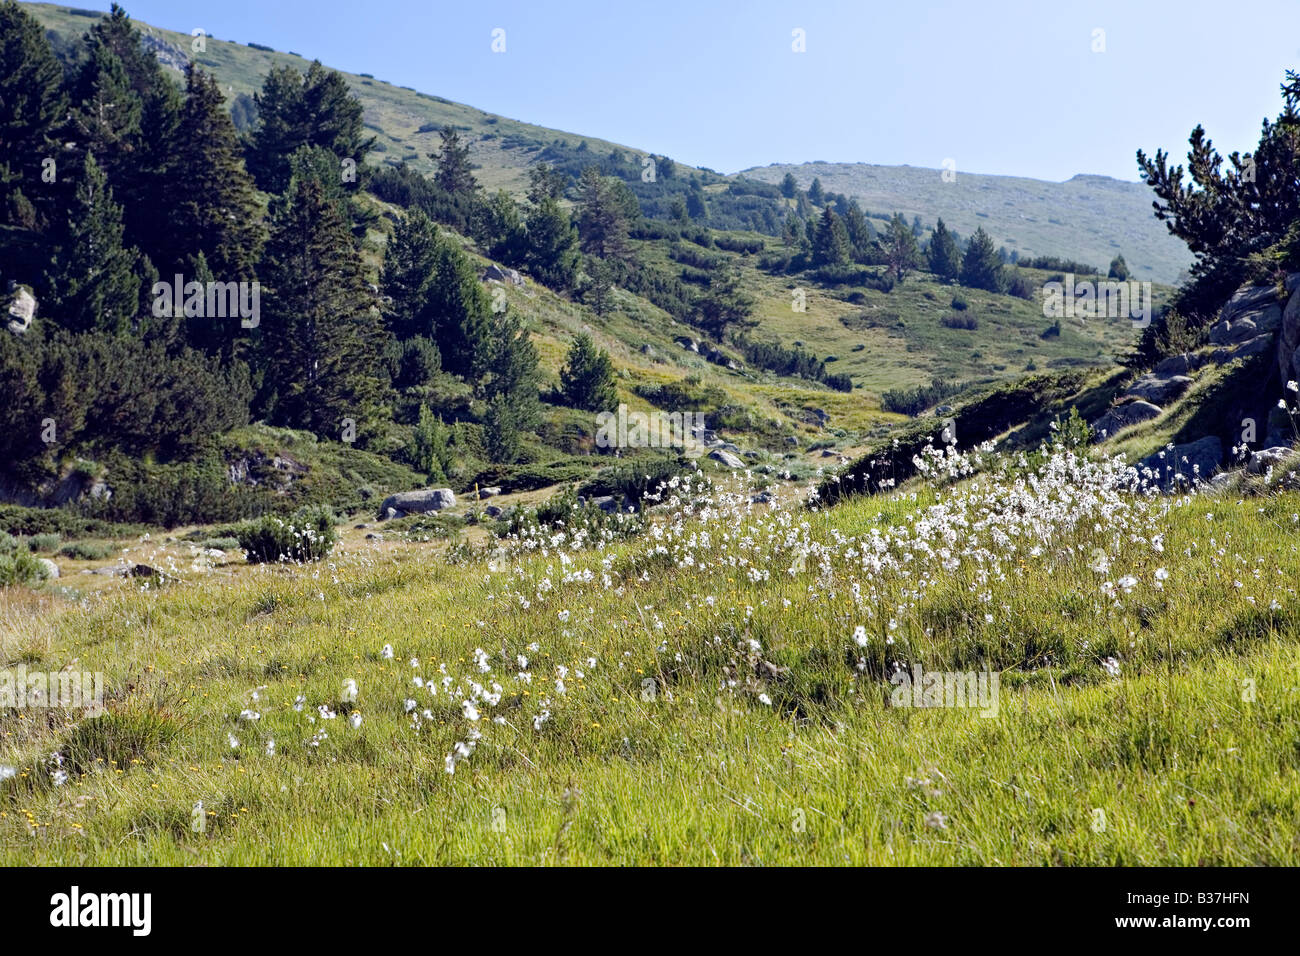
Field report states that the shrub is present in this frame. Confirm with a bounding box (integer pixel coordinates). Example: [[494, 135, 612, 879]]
[[26, 533, 61, 553], [59, 541, 116, 561], [199, 537, 242, 552], [951, 294, 969, 310], [236, 507, 338, 564], [0, 549, 47, 587], [941, 313, 979, 330]]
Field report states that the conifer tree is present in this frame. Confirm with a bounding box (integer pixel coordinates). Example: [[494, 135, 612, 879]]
[[482, 309, 540, 462], [380, 209, 439, 341], [163, 66, 263, 281], [526, 196, 580, 290], [259, 174, 390, 439], [883, 213, 921, 284], [0, 1, 67, 226], [560, 333, 617, 412], [812, 207, 850, 267], [960, 227, 1005, 292], [426, 236, 493, 380], [927, 218, 960, 281], [43, 153, 140, 336]]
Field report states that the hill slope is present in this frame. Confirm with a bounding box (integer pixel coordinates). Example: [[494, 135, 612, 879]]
[[28, 3, 1188, 282], [742, 162, 1191, 284]]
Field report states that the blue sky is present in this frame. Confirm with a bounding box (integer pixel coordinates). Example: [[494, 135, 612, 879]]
[[58, 0, 1300, 182]]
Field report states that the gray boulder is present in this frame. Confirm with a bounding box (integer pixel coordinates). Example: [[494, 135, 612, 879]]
[[1281, 282, 1300, 382], [379, 488, 456, 518], [1153, 352, 1199, 376], [1139, 436, 1223, 489], [1247, 446, 1294, 475], [1124, 374, 1192, 404], [6, 285, 36, 335], [37, 558, 59, 580], [708, 449, 744, 468], [477, 486, 501, 499], [1092, 400, 1162, 438]]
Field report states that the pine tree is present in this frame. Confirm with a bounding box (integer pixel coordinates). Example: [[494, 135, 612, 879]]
[[526, 162, 567, 204], [482, 309, 541, 463], [883, 213, 921, 284], [840, 201, 874, 261], [43, 153, 140, 335], [692, 267, 756, 341], [576, 166, 635, 263], [163, 66, 263, 281], [259, 175, 390, 439], [426, 235, 493, 380], [560, 333, 617, 412], [584, 256, 615, 317], [78, 4, 183, 267], [780, 172, 798, 198], [524, 196, 580, 290], [380, 209, 439, 341], [812, 207, 850, 267], [0, 1, 67, 226], [67, 34, 143, 187], [482, 189, 529, 266], [431, 125, 477, 196], [927, 218, 960, 281], [246, 61, 374, 196], [960, 226, 1005, 292], [1108, 254, 1130, 280], [808, 177, 825, 205]]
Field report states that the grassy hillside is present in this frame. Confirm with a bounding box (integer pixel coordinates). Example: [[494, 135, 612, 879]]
[[26, 4, 1189, 280], [744, 162, 1192, 284], [3, 442, 1298, 864]]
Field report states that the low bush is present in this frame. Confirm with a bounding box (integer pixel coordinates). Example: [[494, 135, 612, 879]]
[[236, 507, 338, 564]]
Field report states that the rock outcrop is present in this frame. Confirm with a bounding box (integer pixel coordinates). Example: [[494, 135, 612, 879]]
[[378, 488, 456, 518]]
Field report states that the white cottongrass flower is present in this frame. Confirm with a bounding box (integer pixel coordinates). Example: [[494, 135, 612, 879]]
[[265, 739, 276, 756], [1101, 656, 1122, 677], [293, 695, 305, 712], [239, 709, 261, 722], [381, 644, 394, 659], [853, 625, 868, 647], [228, 733, 240, 750], [758, 693, 773, 706], [317, 705, 336, 720], [349, 713, 363, 729], [0, 766, 15, 782], [1154, 567, 1169, 589], [404, 699, 417, 713], [462, 700, 480, 722]]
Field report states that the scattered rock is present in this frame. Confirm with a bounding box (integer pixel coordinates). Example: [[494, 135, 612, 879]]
[[934, 405, 954, 416], [365, 533, 381, 540], [6, 284, 36, 335], [37, 558, 58, 580], [1139, 436, 1223, 489], [1124, 374, 1192, 405], [1247, 446, 1294, 475], [1092, 400, 1162, 438], [378, 488, 456, 518], [708, 449, 744, 468], [821, 449, 837, 458], [484, 505, 502, 518], [130, 563, 158, 578], [481, 263, 524, 286], [784, 435, 799, 447], [675, 336, 700, 353], [354, 523, 369, 530], [749, 491, 773, 504], [477, 486, 501, 499], [1153, 352, 1200, 376]]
